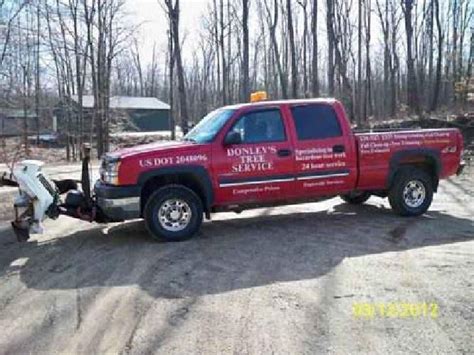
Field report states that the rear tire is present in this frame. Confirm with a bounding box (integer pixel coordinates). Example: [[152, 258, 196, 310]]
[[144, 185, 203, 242], [388, 167, 433, 216], [340, 191, 371, 204]]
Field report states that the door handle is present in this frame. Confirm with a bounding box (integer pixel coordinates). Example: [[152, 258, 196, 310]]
[[277, 149, 292, 157], [333, 145, 345, 153]]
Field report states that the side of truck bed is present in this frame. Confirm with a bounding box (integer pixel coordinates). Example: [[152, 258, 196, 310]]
[[354, 128, 463, 191]]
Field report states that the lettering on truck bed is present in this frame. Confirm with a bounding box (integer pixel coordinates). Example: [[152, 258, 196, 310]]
[[358, 131, 454, 155]]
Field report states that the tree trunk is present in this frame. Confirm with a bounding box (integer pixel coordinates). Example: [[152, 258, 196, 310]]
[[430, 0, 443, 111], [35, 3, 40, 145], [287, 0, 298, 98], [427, 0, 434, 108], [219, 0, 227, 105], [389, 0, 398, 117], [264, 0, 288, 99], [452, 0, 458, 84], [310, 0, 319, 97], [357, 0, 363, 123], [297, 0, 309, 97], [241, 0, 250, 102], [326, 0, 335, 96], [364, 0, 373, 118], [168, 0, 189, 134], [402, 0, 421, 116], [70, 0, 86, 158], [168, 27, 176, 139]]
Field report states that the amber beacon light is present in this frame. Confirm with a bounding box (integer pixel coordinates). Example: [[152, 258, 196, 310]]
[[250, 91, 268, 103]]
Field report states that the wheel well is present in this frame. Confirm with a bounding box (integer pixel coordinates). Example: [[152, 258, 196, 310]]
[[140, 174, 208, 215], [391, 155, 439, 191]]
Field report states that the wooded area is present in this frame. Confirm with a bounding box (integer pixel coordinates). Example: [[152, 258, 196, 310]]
[[0, 0, 472, 159]]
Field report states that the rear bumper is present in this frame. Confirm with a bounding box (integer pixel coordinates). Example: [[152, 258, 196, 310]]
[[94, 181, 141, 221], [456, 161, 466, 175]]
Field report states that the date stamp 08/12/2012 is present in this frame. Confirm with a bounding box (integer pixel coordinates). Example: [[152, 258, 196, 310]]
[[352, 302, 439, 319]]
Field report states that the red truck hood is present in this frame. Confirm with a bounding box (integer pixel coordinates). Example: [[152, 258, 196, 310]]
[[110, 140, 211, 185], [108, 140, 196, 159]]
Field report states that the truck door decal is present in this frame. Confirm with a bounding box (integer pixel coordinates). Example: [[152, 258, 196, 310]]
[[226, 145, 278, 174], [218, 174, 294, 187], [218, 168, 350, 187], [295, 169, 350, 181]]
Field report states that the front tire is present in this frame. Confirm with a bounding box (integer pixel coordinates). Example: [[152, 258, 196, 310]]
[[388, 167, 433, 216], [144, 185, 203, 242]]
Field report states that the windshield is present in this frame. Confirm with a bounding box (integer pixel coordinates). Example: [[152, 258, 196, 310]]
[[184, 108, 235, 143]]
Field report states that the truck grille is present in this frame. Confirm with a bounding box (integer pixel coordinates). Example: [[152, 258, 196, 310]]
[[38, 174, 57, 197]]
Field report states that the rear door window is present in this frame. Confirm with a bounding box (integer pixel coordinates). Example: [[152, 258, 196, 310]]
[[290, 105, 342, 140]]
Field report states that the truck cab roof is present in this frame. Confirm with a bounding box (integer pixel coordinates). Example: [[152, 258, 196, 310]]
[[223, 97, 339, 111]]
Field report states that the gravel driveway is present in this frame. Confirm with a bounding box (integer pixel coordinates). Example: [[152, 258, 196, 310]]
[[0, 167, 472, 354]]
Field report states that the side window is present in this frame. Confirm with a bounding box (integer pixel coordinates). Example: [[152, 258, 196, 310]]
[[290, 105, 342, 140], [229, 109, 286, 143]]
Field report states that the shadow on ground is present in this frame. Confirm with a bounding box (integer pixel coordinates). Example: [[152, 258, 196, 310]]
[[0, 202, 472, 299]]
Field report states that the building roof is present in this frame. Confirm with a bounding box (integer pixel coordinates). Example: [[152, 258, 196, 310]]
[[71, 96, 170, 110]]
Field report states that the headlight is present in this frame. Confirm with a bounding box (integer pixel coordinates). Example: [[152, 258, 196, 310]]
[[100, 156, 121, 185]]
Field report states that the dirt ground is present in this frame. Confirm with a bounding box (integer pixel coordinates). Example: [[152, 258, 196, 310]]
[[0, 167, 472, 354]]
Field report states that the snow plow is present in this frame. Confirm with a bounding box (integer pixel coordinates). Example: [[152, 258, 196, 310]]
[[1, 145, 107, 242]]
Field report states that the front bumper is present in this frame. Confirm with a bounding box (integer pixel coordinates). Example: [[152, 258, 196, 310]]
[[94, 181, 141, 221]]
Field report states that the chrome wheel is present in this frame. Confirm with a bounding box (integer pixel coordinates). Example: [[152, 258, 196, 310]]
[[158, 199, 192, 232], [403, 180, 426, 208]]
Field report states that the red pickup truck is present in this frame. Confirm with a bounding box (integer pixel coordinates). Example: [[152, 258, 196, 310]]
[[92, 98, 464, 241]]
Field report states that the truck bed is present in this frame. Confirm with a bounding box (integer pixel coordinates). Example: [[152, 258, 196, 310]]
[[354, 128, 463, 191]]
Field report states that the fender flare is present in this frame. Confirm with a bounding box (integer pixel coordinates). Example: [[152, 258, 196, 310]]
[[137, 165, 214, 210], [387, 148, 441, 190]]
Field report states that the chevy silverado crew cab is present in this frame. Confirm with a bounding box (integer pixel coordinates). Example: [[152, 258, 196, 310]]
[[93, 98, 464, 241], [7, 98, 465, 242]]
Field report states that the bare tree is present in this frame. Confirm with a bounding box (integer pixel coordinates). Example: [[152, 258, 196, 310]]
[[326, 0, 335, 96], [286, 0, 298, 98], [2, 0, 473, 160], [241, 0, 250, 102], [357, 0, 362, 123], [34, 2, 40, 144], [131, 40, 144, 96], [163, 0, 189, 134], [375, 0, 397, 117], [219, 0, 227, 104], [430, 0, 443, 111], [310, 0, 319, 97], [401, 0, 421, 116], [297, 0, 309, 97], [263, 0, 288, 98], [0, 1, 28, 67], [364, 0, 373, 118]]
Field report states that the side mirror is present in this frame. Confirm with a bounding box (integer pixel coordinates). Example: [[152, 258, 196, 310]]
[[224, 131, 242, 145]]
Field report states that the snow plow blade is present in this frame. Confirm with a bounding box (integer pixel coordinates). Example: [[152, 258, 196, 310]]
[[5, 145, 109, 242]]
